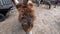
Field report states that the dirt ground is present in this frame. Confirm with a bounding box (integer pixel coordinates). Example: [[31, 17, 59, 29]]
[[0, 5, 60, 34]]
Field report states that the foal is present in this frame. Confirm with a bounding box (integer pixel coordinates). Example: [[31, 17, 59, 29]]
[[12, 0, 35, 34]]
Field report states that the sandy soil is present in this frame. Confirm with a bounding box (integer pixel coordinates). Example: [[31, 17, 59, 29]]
[[0, 5, 60, 34]]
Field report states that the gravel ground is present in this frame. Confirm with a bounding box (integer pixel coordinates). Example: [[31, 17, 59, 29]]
[[0, 5, 60, 34]]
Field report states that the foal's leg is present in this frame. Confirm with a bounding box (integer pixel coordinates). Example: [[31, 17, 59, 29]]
[[49, 4, 51, 9], [36, 0, 40, 7], [47, 1, 51, 9]]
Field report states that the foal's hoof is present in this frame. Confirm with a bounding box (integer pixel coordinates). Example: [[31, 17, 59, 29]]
[[0, 14, 5, 22]]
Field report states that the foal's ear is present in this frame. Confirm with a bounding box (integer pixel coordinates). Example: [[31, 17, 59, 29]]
[[27, 0, 33, 8], [12, 0, 22, 9], [12, 0, 19, 5], [15, 3, 22, 9]]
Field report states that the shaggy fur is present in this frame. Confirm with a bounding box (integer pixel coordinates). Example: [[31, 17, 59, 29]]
[[18, 6, 35, 32], [12, 0, 35, 32]]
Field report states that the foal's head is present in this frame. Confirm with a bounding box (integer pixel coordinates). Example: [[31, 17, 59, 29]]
[[12, 0, 34, 34]]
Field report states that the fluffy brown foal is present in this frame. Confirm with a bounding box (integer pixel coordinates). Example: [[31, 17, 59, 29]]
[[12, 0, 35, 34]]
